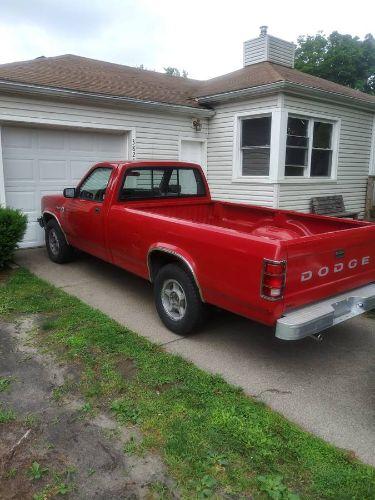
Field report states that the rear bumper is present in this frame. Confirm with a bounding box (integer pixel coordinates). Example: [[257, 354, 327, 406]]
[[276, 283, 375, 341], [37, 217, 45, 228]]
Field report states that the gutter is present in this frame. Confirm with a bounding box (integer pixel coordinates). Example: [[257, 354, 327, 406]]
[[0, 80, 215, 118], [197, 81, 375, 112]]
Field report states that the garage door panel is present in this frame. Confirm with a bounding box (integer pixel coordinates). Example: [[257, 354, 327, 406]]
[[2, 127, 34, 148], [2, 126, 128, 248], [23, 221, 43, 248], [70, 160, 92, 183], [98, 134, 125, 154], [39, 159, 68, 180], [6, 191, 35, 212], [38, 129, 65, 150], [4, 158, 35, 181], [68, 132, 95, 152]]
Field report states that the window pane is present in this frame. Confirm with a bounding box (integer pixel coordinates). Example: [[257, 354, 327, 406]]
[[242, 148, 270, 176], [286, 147, 307, 166], [242, 117, 271, 147], [179, 169, 199, 195], [285, 166, 304, 177], [287, 117, 308, 137], [79, 167, 112, 201], [287, 136, 308, 147], [120, 168, 205, 199], [313, 122, 332, 149], [311, 150, 332, 177]]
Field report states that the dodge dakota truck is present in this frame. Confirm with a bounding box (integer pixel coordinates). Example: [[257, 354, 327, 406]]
[[39, 160, 375, 341]]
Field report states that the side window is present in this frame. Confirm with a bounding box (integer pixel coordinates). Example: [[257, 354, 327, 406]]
[[119, 167, 206, 200], [241, 116, 271, 176], [285, 117, 334, 178], [79, 167, 112, 202]]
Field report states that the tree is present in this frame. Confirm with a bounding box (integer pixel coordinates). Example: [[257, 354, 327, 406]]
[[295, 31, 375, 94], [164, 67, 189, 78]]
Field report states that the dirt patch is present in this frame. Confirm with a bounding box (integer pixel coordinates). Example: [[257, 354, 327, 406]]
[[116, 357, 138, 381], [0, 316, 178, 499], [0, 267, 14, 286]]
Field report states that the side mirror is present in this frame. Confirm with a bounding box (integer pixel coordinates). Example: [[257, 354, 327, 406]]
[[63, 187, 76, 198]]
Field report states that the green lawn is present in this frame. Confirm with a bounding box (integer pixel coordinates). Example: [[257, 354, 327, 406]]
[[1, 268, 375, 499]]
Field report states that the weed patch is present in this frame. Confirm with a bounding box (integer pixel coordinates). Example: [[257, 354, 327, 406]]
[[0, 406, 16, 424], [0, 377, 13, 392]]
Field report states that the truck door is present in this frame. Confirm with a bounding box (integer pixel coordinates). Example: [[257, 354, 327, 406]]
[[63, 166, 113, 260]]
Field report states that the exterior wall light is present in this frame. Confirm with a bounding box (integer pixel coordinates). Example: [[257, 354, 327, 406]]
[[192, 118, 202, 132]]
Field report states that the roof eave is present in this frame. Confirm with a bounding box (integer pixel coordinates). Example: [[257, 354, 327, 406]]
[[197, 81, 375, 112], [0, 79, 215, 117], [197, 81, 287, 103]]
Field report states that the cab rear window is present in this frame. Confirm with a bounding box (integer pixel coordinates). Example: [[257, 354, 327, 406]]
[[119, 167, 206, 200]]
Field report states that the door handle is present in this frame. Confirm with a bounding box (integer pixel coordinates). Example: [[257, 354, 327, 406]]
[[94, 207, 101, 214]]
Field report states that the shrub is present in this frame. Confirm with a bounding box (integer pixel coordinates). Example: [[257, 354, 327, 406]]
[[0, 206, 27, 268]]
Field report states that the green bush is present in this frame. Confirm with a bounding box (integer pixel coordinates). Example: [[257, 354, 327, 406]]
[[0, 206, 27, 268]]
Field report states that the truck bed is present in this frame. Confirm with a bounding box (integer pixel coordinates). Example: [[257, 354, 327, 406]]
[[129, 199, 375, 316], [132, 200, 367, 241]]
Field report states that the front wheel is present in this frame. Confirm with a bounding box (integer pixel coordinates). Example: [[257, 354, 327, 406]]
[[154, 263, 206, 335], [45, 219, 75, 264]]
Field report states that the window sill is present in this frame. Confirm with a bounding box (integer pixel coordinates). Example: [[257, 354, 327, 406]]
[[276, 178, 338, 184], [231, 176, 338, 185], [232, 176, 273, 184]]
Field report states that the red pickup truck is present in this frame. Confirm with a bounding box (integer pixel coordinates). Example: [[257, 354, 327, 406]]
[[39, 161, 375, 341]]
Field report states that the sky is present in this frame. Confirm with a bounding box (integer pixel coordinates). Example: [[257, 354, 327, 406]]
[[0, 0, 374, 80]]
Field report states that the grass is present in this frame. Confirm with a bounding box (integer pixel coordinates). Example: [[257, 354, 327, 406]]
[[0, 376, 13, 392], [0, 406, 16, 424], [1, 269, 375, 498]]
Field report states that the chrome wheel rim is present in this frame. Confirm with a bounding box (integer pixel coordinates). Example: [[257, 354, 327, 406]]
[[48, 229, 60, 256], [161, 279, 187, 321]]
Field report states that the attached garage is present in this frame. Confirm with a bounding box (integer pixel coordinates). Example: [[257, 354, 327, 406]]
[[1, 126, 128, 247]]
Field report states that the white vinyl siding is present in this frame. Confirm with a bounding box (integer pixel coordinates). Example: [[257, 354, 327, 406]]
[[243, 37, 268, 66], [0, 94, 208, 247], [278, 95, 374, 216], [206, 95, 278, 207], [267, 36, 295, 67], [0, 94, 208, 162], [243, 35, 295, 68]]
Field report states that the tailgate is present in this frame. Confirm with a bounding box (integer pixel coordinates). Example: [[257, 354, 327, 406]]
[[283, 225, 375, 311]]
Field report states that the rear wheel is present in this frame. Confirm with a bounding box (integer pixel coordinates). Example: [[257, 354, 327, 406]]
[[45, 219, 75, 264], [154, 263, 206, 335]]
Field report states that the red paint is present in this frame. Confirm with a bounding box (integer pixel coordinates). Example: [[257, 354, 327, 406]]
[[41, 161, 375, 327]]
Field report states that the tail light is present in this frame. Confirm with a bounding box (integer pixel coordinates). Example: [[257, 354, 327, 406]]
[[261, 259, 286, 301]]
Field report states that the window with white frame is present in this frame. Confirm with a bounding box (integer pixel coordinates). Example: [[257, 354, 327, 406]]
[[285, 116, 334, 177], [240, 115, 272, 176]]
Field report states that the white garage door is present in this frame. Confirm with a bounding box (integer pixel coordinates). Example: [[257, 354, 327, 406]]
[[2, 126, 127, 248]]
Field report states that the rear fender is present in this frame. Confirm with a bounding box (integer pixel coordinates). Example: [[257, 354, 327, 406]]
[[147, 243, 204, 301]]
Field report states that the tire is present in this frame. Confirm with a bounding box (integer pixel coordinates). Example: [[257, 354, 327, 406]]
[[45, 219, 75, 264], [154, 263, 206, 335]]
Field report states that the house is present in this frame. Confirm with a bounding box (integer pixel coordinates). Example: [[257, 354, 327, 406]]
[[0, 27, 374, 247]]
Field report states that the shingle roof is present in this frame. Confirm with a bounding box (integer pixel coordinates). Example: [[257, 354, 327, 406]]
[[0, 54, 203, 107], [198, 62, 375, 105], [0, 54, 374, 109]]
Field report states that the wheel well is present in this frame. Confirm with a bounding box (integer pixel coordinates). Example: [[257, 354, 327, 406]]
[[148, 250, 204, 301], [43, 212, 56, 225], [42, 213, 69, 244]]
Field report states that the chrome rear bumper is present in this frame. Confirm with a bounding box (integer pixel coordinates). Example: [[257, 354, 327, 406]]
[[276, 283, 375, 341]]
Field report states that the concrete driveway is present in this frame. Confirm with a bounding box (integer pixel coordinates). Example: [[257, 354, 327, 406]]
[[16, 248, 375, 466]]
